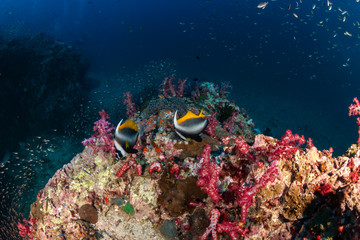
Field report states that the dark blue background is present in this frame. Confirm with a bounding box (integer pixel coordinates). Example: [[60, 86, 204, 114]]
[[1, 0, 359, 165]]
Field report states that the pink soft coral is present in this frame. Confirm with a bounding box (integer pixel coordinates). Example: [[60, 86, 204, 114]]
[[123, 91, 138, 118], [82, 110, 116, 157], [160, 76, 187, 97]]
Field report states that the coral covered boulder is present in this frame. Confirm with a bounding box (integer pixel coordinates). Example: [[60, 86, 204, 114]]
[[21, 81, 360, 240]]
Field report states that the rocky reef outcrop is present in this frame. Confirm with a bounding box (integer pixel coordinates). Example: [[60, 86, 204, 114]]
[[20, 81, 360, 240]]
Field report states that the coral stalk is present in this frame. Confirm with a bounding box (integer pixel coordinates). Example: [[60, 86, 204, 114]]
[[200, 208, 221, 240]]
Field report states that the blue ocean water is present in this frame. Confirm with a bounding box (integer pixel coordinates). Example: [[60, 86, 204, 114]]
[[0, 0, 360, 238]]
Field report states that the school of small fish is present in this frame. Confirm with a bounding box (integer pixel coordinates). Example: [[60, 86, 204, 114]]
[[177, 0, 360, 74]]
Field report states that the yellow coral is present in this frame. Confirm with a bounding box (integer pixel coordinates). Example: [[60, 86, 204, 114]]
[[97, 167, 112, 189]]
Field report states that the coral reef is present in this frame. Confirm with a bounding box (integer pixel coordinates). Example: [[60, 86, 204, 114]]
[[21, 79, 360, 239]]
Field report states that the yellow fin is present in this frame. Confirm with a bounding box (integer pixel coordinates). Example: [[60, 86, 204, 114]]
[[118, 119, 138, 131], [177, 109, 206, 124]]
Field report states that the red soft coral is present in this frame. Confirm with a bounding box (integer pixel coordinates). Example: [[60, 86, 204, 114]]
[[200, 208, 221, 240], [17, 218, 37, 238], [230, 166, 279, 223], [116, 159, 143, 177], [267, 130, 305, 163], [217, 220, 248, 240], [197, 145, 221, 203]]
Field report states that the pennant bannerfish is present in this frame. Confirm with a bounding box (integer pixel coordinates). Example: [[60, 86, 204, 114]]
[[173, 110, 208, 141], [115, 119, 139, 156]]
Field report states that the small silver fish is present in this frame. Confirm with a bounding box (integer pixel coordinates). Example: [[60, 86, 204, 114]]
[[257, 2, 268, 9]]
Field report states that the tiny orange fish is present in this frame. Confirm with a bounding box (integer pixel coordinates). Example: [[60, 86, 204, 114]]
[[159, 119, 163, 124], [158, 95, 164, 98], [155, 147, 161, 153], [143, 147, 149, 153]]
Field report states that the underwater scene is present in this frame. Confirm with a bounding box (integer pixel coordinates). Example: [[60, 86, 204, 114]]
[[2, 0, 360, 239]]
